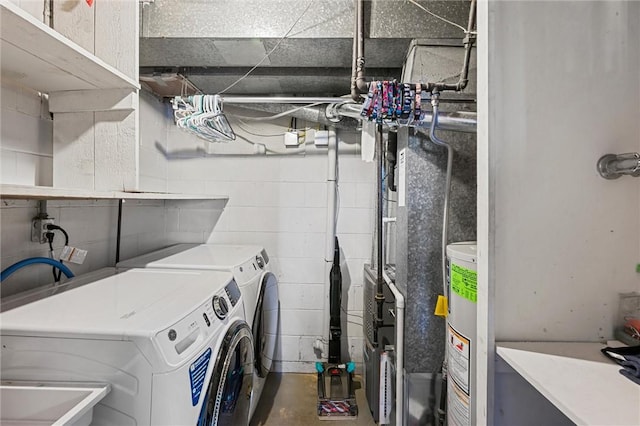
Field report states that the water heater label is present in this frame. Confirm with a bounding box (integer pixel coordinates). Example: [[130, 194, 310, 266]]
[[448, 324, 470, 395], [448, 378, 471, 426], [451, 263, 477, 303], [189, 347, 212, 406]]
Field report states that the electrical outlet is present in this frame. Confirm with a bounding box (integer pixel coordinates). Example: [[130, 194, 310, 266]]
[[32, 218, 55, 244]]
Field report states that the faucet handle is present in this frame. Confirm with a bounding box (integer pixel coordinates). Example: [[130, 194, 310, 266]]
[[597, 152, 640, 179]]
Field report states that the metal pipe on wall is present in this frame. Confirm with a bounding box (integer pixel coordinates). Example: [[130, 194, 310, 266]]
[[375, 124, 385, 335], [350, 0, 367, 101], [457, 0, 477, 91]]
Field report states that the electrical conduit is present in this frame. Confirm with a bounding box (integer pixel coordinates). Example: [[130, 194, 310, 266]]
[[1, 257, 74, 282]]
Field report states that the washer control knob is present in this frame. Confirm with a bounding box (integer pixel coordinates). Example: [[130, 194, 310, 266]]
[[256, 255, 265, 269], [212, 295, 229, 319], [168, 329, 177, 341]]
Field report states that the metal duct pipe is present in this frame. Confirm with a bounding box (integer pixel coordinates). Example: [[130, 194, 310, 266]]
[[332, 102, 477, 133], [226, 103, 360, 130], [351, 0, 367, 101], [223, 99, 477, 133]]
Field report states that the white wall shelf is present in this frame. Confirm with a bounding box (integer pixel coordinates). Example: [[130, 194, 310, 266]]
[[0, 184, 228, 201], [0, 0, 139, 93], [497, 342, 640, 426]]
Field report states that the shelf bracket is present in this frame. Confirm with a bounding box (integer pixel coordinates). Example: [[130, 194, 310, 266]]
[[48, 89, 136, 113]]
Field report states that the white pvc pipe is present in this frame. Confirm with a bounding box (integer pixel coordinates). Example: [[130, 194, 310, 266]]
[[322, 128, 339, 350], [383, 271, 405, 426]]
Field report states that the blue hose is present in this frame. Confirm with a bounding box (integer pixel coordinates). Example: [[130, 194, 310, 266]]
[[1, 257, 75, 282]]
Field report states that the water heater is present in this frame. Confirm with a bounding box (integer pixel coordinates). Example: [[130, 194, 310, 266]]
[[446, 242, 477, 426]]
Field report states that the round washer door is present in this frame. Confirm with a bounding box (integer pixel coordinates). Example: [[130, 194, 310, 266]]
[[198, 322, 254, 426], [252, 272, 279, 378]]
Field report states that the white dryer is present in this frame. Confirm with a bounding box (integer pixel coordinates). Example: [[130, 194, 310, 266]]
[[117, 244, 279, 419], [1, 268, 254, 426]]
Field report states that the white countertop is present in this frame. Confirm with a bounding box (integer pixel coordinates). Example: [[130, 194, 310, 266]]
[[497, 341, 640, 426]]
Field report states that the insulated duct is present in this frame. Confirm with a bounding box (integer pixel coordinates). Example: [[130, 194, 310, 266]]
[[226, 103, 361, 131]]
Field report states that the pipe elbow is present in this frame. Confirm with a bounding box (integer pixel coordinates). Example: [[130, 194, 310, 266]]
[[456, 79, 469, 92], [350, 88, 361, 103]]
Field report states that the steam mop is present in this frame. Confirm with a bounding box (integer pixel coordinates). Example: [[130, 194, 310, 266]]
[[316, 237, 358, 419]]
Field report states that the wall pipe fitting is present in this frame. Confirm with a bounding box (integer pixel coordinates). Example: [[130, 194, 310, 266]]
[[597, 152, 640, 179]]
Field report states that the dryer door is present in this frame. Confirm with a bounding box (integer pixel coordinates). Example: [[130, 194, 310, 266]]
[[197, 322, 254, 426], [252, 272, 279, 378]]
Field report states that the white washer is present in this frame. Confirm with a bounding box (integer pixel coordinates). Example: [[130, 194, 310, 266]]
[[117, 244, 279, 419], [1, 268, 254, 426]]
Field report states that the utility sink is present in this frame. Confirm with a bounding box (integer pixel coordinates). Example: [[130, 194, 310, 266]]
[[0, 382, 110, 426]]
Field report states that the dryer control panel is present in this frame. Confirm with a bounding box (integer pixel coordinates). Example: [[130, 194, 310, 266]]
[[224, 279, 241, 307], [154, 280, 243, 367], [232, 258, 262, 285]]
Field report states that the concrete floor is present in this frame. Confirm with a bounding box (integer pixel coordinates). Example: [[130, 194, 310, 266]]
[[250, 373, 376, 426]]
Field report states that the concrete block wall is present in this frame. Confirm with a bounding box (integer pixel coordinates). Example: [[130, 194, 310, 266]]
[[163, 111, 375, 372], [139, 91, 170, 192], [0, 198, 226, 298]]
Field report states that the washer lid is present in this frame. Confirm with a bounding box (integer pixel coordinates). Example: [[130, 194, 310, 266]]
[[0, 268, 234, 339], [117, 244, 264, 270]]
